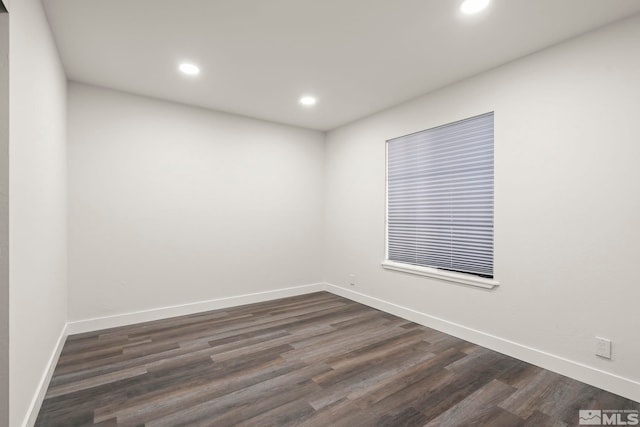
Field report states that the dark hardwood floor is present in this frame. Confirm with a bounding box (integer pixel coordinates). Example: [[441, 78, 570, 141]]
[[35, 292, 639, 426]]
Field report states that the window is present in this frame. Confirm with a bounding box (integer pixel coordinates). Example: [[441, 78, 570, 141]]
[[383, 112, 498, 288]]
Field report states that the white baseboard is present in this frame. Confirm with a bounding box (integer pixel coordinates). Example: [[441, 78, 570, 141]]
[[326, 283, 640, 403], [66, 283, 327, 335], [27, 281, 638, 427], [23, 323, 68, 427], [25, 283, 327, 426]]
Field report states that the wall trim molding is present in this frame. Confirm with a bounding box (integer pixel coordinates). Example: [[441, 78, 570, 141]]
[[325, 283, 640, 403], [23, 323, 68, 427], [381, 260, 499, 289], [66, 283, 327, 335], [27, 281, 639, 426]]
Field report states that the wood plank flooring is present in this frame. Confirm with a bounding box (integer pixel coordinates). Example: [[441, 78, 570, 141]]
[[35, 292, 639, 426]]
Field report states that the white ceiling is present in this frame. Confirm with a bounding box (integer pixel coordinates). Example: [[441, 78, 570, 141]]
[[43, 0, 640, 131]]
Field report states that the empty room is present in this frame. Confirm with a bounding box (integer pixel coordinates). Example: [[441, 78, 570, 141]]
[[2, 0, 640, 425]]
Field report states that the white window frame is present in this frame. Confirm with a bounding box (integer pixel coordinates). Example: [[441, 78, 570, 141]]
[[382, 114, 499, 290]]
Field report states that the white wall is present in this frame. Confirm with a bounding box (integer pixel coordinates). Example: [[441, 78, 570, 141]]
[[324, 14, 640, 399], [9, 0, 67, 425], [68, 83, 324, 321], [0, 10, 8, 427]]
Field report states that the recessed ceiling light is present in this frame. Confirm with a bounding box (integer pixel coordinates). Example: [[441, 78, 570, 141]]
[[179, 62, 200, 76], [299, 96, 317, 106], [460, 0, 490, 15]]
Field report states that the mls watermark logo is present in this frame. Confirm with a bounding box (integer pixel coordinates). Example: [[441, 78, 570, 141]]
[[579, 409, 639, 425], [580, 410, 602, 425]]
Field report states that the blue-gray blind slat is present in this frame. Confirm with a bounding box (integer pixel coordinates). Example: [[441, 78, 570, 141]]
[[386, 112, 494, 278]]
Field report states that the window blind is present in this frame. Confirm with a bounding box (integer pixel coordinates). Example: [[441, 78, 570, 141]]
[[386, 112, 494, 278]]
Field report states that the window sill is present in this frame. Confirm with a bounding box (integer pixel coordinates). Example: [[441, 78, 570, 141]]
[[381, 260, 500, 290]]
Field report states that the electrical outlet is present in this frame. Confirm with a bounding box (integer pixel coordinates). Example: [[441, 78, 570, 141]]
[[348, 274, 356, 286], [595, 337, 612, 359]]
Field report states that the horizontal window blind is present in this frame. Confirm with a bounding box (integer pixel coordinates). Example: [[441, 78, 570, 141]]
[[386, 112, 494, 278]]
